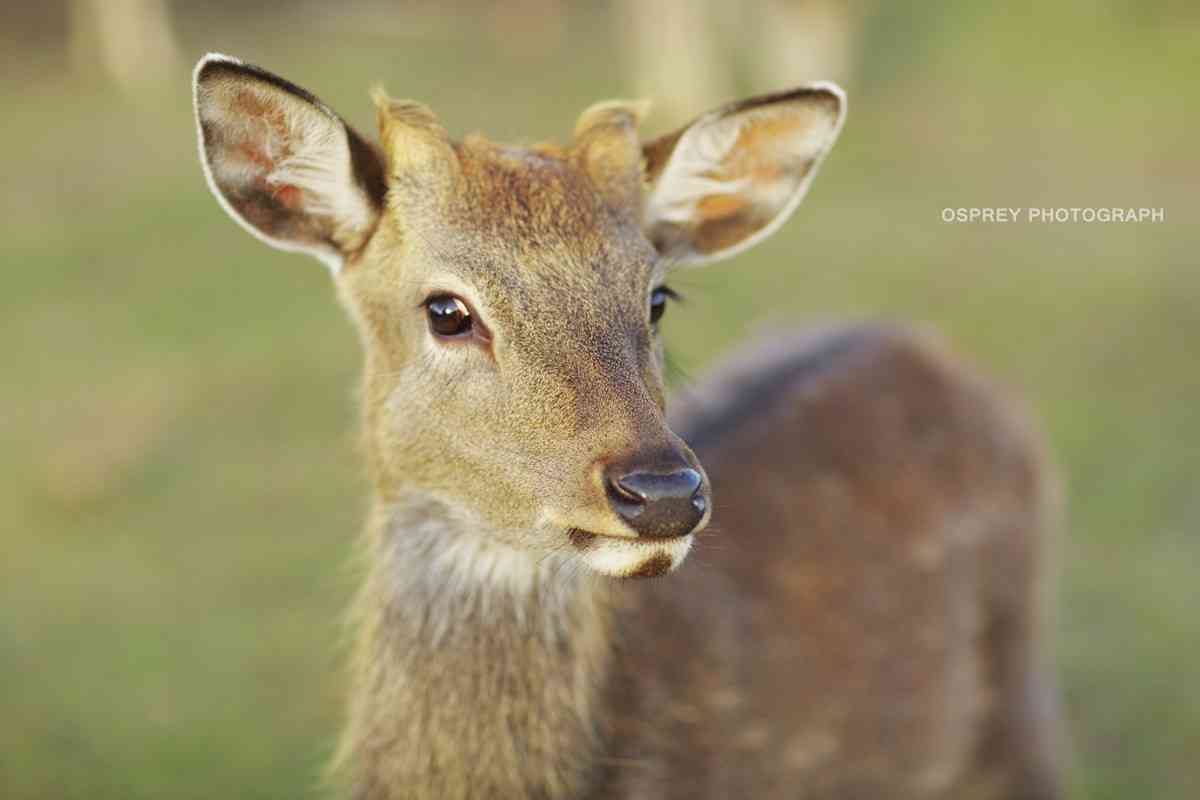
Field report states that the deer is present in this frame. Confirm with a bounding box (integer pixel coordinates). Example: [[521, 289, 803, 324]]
[[192, 53, 1066, 800]]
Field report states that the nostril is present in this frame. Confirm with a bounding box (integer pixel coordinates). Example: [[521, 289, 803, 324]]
[[607, 475, 648, 520], [610, 475, 648, 505]]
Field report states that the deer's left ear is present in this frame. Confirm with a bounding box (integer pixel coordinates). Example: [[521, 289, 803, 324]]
[[193, 54, 386, 272], [641, 84, 845, 266]]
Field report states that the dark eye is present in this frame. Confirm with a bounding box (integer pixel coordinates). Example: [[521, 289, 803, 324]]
[[425, 294, 473, 338], [649, 286, 677, 326]]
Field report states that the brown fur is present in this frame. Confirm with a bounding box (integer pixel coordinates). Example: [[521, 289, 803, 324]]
[[192, 56, 1064, 799], [600, 326, 1065, 799]]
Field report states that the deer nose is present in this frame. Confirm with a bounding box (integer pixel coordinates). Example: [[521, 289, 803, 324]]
[[605, 462, 707, 539]]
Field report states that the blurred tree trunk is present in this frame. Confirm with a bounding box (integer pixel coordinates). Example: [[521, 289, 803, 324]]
[[615, 0, 860, 129], [751, 0, 856, 90], [68, 0, 182, 90], [614, 0, 736, 128]]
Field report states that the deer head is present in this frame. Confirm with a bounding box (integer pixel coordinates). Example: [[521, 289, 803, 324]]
[[193, 54, 844, 579]]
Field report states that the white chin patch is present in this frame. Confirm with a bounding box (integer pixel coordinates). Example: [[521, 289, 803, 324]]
[[575, 534, 694, 579]]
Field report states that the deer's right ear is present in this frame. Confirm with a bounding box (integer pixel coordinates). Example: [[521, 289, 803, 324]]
[[192, 54, 386, 271], [641, 84, 845, 266]]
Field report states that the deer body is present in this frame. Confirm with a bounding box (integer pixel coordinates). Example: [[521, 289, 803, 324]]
[[193, 54, 1063, 799]]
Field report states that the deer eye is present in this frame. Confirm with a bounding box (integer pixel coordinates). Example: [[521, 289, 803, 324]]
[[425, 294, 474, 338], [649, 286, 677, 326]]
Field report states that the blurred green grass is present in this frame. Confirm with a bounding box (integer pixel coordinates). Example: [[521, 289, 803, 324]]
[[2, 2, 1197, 798]]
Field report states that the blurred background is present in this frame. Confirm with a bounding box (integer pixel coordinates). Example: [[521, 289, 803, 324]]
[[1, 1, 1195, 797]]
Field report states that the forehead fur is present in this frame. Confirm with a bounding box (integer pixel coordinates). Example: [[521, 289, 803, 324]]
[[371, 90, 655, 286], [430, 136, 658, 346], [442, 135, 650, 266], [365, 92, 662, 401]]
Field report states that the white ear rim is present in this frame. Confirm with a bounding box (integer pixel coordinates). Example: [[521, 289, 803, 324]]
[[646, 81, 847, 267], [192, 52, 365, 273]]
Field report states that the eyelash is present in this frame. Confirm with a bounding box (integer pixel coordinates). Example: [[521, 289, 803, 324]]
[[650, 285, 679, 325]]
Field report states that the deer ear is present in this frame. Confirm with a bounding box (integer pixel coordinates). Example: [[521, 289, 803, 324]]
[[641, 84, 845, 266], [192, 54, 386, 271]]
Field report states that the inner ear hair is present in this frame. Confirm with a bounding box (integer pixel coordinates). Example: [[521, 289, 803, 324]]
[[193, 53, 386, 271], [640, 83, 846, 266]]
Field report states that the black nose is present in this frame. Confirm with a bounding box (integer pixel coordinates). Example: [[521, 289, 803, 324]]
[[605, 461, 708, 539]]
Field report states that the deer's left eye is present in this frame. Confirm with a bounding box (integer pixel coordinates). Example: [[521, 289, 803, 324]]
[[426, 294, 474, 338], [650, 286, 677, 326]]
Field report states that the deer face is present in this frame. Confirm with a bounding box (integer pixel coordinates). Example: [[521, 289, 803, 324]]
[[193, 54, 844, 578]]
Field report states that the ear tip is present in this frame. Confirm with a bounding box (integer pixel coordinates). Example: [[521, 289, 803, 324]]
[[806, 80, 844, 113], [790, 81, 847, 113], [806, 80, 846, 99], [574, 98, 652, 138], [369, 84, 393, 111], [722, 83, 847, 128], [198, 51, 242, 66], [191, 54, 342, 127], [781, 81, 847, 130], [193, 52, 243, 85]]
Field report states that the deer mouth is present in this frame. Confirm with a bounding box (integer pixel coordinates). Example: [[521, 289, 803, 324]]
[[565, 527, 693, 579], [567, 528, 602, 548]]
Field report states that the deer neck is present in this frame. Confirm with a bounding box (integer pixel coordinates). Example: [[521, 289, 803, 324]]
[[339, 492, 617, 800]]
